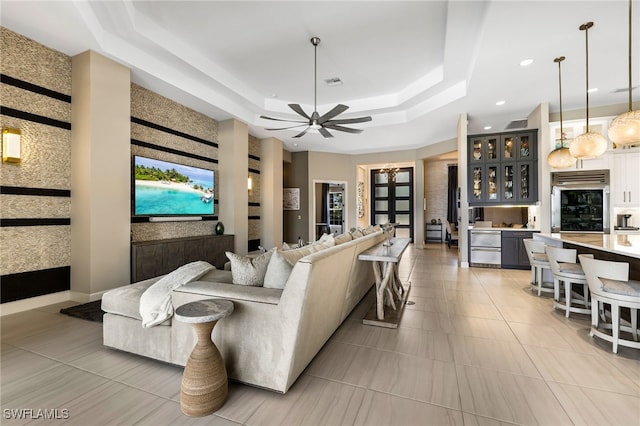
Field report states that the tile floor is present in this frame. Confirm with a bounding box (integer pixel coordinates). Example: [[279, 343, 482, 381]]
[[1, 244, 639, 425]]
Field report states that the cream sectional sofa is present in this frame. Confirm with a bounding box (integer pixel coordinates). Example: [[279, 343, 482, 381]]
[[101, 230, 385, 393]]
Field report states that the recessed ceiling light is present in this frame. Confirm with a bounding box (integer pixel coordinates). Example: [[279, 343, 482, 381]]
[[520, 59, 534, 67], [587, 87, 598, 93], [496, 100, 506, 106], [293, 143, 298, 147], [271, 93, 278, 98], [484, 126, 492, 130]]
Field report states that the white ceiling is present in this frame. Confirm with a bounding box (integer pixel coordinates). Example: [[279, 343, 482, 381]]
[[1, 1, 638, 155]]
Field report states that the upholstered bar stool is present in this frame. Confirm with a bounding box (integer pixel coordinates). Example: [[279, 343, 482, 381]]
[[579, 255, 640, 353], [523, 239, 553, 296], [545, 246, 590, 318]]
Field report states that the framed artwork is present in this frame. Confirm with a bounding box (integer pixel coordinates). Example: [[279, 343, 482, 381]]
[[283, 188, 300, 210]]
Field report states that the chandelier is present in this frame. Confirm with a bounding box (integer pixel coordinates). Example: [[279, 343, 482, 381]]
[[380, 164, 400, 181]]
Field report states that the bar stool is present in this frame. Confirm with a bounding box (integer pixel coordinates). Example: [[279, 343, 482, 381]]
[[523, 239, 553, 296], [545, 246, 590, 318], [579, 255, 640, 353]]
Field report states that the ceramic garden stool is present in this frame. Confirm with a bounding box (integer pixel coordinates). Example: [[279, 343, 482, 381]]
[[174, 299, 234, 417]]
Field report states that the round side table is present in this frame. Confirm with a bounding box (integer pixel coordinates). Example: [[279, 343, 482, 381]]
[[174, 299, 234, 417]]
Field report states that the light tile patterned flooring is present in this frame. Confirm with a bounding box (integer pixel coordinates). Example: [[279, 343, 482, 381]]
[[1, 244, 639, 425]]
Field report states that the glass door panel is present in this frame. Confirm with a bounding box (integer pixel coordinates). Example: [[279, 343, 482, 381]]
[[471, 166, 482, 202], [371, 167, 414, 242], [502, 136, 515, 160], [487, 165, 498, 201], [503, 165, 514, 200], [519, 163, 531, 200], [486, 137, 498, 161], [519, 135, 532, 160]]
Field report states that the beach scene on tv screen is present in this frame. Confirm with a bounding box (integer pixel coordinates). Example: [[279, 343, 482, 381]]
[[134, 157, 214, 215]]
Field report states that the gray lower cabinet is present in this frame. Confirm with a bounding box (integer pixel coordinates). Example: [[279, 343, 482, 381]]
[[131, 234, 234, 282], [501, 231, 537, 270]]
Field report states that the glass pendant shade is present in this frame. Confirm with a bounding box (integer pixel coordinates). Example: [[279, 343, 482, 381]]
[[608, 110, 640, 146], [608, 0, 640, 146], [569, 131, 608, 159], [548, 146, 576, 168], [573, 22, 607, 159]]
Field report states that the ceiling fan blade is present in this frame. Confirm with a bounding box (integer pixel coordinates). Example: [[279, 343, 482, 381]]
[[323, 124, 364, 134], [318, 127, 334, 138], [260, 115, 308, 123], [318, 104, 349, 123], [293, 126, 311, 138], [324, 116, 372, 125], [265, 124, 309, 131], [288, 104, 311, 120]]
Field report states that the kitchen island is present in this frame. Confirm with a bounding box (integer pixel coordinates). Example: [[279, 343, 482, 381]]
[[534, 233, 640, 279]]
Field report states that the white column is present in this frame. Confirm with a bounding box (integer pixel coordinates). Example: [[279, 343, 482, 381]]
[[218, 119, 249, 254], [260, 137, 283, 249], [71, 51, 131, 298]]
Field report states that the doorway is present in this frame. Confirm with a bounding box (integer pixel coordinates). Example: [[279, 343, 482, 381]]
[[371, 167, 414, 242], [313, 181, 347, 240]]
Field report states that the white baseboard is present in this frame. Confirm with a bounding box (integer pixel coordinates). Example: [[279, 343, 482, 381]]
[[0, 291, 71, 316], [0, 288, 111, 317]]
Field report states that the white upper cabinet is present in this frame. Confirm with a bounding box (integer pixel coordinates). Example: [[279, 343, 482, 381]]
[[612, 149, 640, 206]]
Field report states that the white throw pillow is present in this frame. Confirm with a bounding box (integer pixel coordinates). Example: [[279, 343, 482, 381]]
[[263, 250, 293, 289], [334, 232, 352, 245], [225, 248, 275, 286]]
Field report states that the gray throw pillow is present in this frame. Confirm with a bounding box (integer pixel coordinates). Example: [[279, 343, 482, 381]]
[[225, 248, 275, 286]]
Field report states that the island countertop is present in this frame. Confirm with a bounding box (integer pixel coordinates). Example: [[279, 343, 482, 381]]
[[535, 233, 640, 260]]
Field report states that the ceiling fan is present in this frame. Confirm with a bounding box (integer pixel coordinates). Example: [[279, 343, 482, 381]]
[[260, 37, 372, 138]]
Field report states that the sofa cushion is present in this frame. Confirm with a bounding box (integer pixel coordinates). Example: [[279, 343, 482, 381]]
[[350, 228, 364, 238], [103, 278, 161, 322], [226, 248, 275, 286]]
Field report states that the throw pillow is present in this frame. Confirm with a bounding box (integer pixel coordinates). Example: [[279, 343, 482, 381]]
[[225, 248, 275, 286], [334, 232, 352, 245], [350, 228, 364, 238], [263, 250, 293, 289]]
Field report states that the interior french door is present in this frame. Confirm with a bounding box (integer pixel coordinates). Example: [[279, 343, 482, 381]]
[[371, 167, 414, 242]]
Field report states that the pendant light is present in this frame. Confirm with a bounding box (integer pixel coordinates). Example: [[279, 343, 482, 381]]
[[548, 56, 577, 169], [570, 22, 608, 159], [608, 0, 640, 146]]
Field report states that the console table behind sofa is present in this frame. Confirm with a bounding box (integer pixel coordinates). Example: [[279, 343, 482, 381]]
[[132, 234, 234, 282]]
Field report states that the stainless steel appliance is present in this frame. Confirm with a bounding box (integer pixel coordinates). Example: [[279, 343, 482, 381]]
[[469, 225, 502, 267], [551, 170, 610, 234], [616, 214, 639, 231]]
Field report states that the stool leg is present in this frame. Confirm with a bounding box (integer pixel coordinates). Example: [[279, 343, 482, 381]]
[[612, 303, 620, 354], [565, 280, 571, 318], [632, 308, 638, 342], [537, 267, 543, 296], [530, 266, 536, 291], [590, 298, 599, 337]]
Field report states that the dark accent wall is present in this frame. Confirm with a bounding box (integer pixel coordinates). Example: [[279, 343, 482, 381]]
[[283, 151, 309, 243], [0, 27, 72, 303]]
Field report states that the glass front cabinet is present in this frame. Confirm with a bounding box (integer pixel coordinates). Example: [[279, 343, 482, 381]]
[[468, 130, 537, 205]]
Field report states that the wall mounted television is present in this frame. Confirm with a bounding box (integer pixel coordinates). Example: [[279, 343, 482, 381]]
[[133, 155, 214, 217]]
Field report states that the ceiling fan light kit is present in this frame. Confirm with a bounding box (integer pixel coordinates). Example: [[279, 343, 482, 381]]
[[260, 37, 372, 138], [570, 21, 608, 160], [608, 0, 640, 146]]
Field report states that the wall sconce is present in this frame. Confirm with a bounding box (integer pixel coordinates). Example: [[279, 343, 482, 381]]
[[2, 128, 21, 163], [247, 175, 252, 191]]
